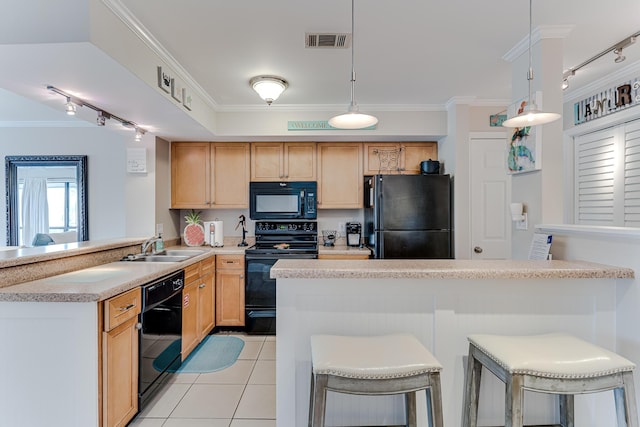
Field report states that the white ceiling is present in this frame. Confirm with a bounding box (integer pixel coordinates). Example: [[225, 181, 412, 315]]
[[0, 0, 639, 140]]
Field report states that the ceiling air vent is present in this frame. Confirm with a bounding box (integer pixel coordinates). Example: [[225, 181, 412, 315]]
[[305, 33, 350, 48]]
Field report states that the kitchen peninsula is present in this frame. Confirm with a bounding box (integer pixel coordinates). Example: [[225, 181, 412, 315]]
[[272, 259, 634, 427]]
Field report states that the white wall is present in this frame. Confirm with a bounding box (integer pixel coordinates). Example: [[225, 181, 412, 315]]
[[0, 126, 151, 244]]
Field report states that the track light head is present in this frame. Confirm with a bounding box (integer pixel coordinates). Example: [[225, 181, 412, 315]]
[[614, 48, 626, 63], [134, 127, 145, 141], [65, 98, 76, 116], [96, 110, 110, 126]]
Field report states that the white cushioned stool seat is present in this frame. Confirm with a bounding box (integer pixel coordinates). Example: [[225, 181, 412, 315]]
[[462, 333, 639, 427], [309, 333, 443, 427]]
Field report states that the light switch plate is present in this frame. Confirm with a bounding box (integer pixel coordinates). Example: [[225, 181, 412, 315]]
[[515, 214, 528, 230]]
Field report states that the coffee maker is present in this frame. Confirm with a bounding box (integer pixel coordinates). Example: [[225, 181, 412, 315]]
[[346, 222, 362, 247]]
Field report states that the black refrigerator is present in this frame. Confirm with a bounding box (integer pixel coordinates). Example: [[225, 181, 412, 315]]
[[364, 174, 452, 259]]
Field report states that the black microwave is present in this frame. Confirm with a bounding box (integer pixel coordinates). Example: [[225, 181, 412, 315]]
[[249, 181, 317, 220]]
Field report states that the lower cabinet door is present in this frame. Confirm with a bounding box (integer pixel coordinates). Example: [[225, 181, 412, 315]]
[[103, 316, 138, 427], [182, 280, 199, 360], [216, 269, 245, 326], [198, 272, 215, 338]]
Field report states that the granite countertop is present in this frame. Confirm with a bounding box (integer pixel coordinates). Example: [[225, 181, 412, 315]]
[[271, 259, 634, 280], [0, 240, 251, 303]]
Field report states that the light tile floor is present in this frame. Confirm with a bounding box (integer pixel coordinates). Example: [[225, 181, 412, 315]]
[[129, 333, 276, 427]]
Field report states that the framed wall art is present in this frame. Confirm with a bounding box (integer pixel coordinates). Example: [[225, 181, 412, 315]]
[[157, 66, 172, 93], [171, 78, 183, 103], [506, 94, 542, 174]]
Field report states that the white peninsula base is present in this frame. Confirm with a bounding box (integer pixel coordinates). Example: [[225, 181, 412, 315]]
[[274, 259, 633, 427]]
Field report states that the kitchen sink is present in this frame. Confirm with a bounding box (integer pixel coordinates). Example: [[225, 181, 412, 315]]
[[121, 249, 206, 262]]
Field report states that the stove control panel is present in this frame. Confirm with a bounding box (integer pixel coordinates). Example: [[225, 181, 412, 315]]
[[255, 221, 317, 234]]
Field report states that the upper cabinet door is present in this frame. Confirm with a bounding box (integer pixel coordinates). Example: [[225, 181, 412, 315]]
[[317, 143, 363, 209], [171, 142, 211, 208], [363, 142, 437, 175], [211, 143, 250, 208], [284, 142, 316, 181], [251, 142, 317, 181], [251, 143, 284, 181]]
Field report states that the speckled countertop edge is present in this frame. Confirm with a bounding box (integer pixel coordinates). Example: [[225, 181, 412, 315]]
[[270, 259, 634, 280], [0, 242, 250, 303]]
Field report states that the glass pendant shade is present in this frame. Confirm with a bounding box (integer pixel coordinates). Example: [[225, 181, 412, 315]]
[[329, 103, 378, 129], [501, 104, 561, 127]]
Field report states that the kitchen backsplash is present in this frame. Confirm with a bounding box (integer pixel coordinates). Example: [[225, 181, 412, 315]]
[[179, 209, 364, 239]]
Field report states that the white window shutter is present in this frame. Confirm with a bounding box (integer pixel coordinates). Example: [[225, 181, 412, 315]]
[[574, 128, 617, 225], [624, 121, 640, 227]]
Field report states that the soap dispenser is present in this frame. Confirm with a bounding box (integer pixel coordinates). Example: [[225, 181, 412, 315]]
[[155, 233, 164, 253]]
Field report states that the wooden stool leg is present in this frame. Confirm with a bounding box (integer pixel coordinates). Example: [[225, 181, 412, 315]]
[[310, 374, 328, 427], [428, 373, 445, 427], [405, 391, 417, 427], [505, 375, 524, 427], [615, 372, 639, 427], [559, 394, 574, 427], [462, 350, 483, 427]]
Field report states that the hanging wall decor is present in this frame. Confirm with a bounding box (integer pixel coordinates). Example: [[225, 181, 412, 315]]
[[507, 94, 542, 174]]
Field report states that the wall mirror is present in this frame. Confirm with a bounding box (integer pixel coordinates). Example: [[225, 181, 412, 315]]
[[5, 155, 88, 246]]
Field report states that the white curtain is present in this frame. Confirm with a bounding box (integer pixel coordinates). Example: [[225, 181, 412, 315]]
[[22, 177, 49, 247]]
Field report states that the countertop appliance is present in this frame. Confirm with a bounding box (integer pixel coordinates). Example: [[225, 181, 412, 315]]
[[346, 222, 362, 247], [139, 270, 184, 409], [249, 181, 317, 220], [244, 221, 318, 334], [364, 174, 452, 259]]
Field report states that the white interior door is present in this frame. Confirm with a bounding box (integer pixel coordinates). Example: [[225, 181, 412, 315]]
[[470, 135, 511, 259]]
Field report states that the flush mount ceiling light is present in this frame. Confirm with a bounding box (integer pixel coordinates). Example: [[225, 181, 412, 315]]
[[328, 0, 378, 130], [250, 76, 288, 105], [47, 85, 148, 141], [502, 0, 561, 128]]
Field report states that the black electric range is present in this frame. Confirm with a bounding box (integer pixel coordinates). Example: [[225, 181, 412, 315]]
[[244, 221, 318, 334]]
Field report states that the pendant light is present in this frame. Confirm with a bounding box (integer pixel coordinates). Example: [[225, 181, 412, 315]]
[[502, 0, 561, 128], [328, 0, 378, 129]]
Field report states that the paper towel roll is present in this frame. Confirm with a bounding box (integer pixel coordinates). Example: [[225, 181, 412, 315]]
[[212, 220, 224, 247]]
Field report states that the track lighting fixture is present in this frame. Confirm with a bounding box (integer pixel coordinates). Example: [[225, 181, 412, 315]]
[[65, 98, 76, 116], [47, 85, 148, 141], [561, 33, 638, 90]]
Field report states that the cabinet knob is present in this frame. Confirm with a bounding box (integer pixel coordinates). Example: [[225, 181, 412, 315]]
[[474, 246, 483, 254], [199, 284, 206, 288], [135, 322, 142, 330], [240, 275, 244, 279]]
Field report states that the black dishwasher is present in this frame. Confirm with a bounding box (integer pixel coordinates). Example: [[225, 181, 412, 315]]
[[138, 270, 184, 409]]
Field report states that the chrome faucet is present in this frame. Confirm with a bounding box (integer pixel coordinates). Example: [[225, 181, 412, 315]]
[[141, 236, 160, 255]]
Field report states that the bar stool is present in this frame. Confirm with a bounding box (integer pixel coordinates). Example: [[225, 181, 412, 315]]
[[309, 333, 444, 427], [462, 333, 638, 427]]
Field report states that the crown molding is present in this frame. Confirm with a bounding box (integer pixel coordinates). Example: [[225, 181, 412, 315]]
[[215, 103, 447, 113], [0, 121, 94, 128], [503, 25, 574, 63], [101, 0, 218, 110]]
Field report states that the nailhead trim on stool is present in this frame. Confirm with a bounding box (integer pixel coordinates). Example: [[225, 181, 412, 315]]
[[462, 333, 639, 427], [309, 333, 444, 427]]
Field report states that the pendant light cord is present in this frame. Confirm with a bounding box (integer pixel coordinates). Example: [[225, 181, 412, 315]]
[[527, 0, 534, 107], [350, 0, 356, 108]]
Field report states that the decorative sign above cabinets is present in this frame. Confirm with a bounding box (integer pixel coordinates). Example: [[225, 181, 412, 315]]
[[287, 120, 376, 131], [573, 77, 640, 125]]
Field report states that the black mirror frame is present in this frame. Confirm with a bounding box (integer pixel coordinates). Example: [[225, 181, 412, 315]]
[[5, 155, 88, 246]]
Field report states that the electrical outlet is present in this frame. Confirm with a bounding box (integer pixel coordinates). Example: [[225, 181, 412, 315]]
[[156, 223, 164, 235], [515, 214, 528, 230]]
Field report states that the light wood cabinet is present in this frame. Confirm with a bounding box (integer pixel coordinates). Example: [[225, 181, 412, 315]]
[[182, 256, 216, 360], [317, 142, 363, 209], [171, 142, 250, 208], [216, 255, 245, 326], [102, 287, 141, 427], [181, 263, 200, 360], [251, 142, 317, 181], [363, 142, 437, 175], [198, 256, 216, 338]]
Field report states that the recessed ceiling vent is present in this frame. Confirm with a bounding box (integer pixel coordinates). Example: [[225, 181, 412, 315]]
[[305, 33, 351, 48]]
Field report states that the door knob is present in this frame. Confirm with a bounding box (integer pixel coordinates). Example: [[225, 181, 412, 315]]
[[474, 246, 483, 254]]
